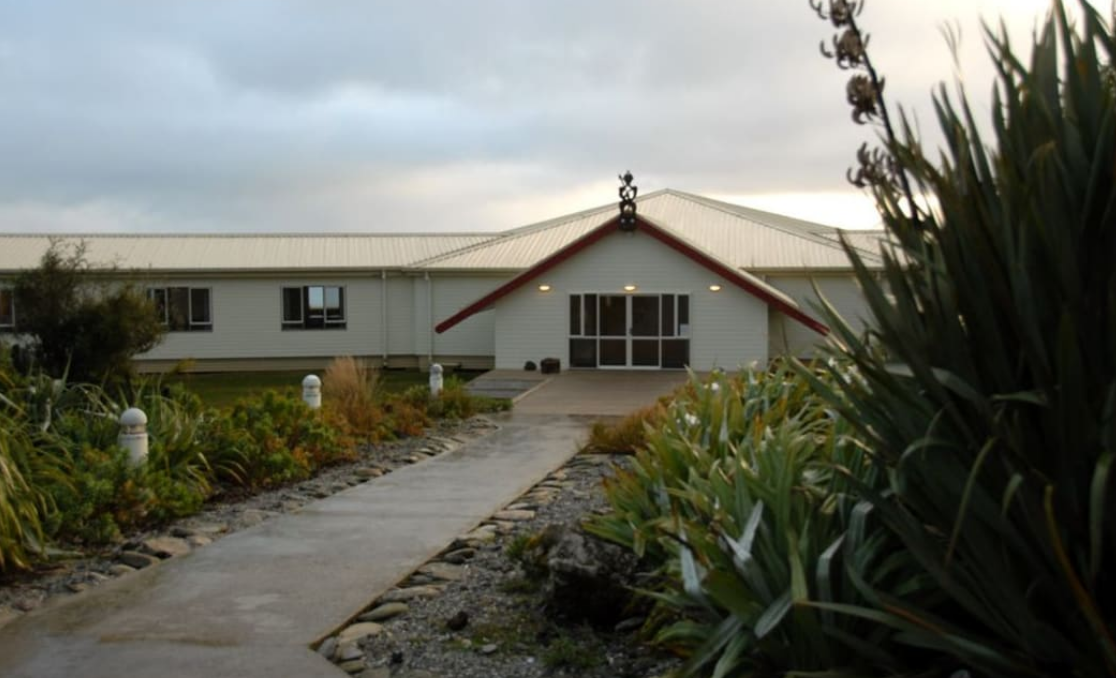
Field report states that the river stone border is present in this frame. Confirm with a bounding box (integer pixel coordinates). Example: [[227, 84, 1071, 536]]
[[316, 455, 679, 678], [317, 467, 562, 674]]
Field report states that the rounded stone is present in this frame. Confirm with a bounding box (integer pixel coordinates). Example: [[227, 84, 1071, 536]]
[[140, 536, 191, 558], [316, 636, 338, 659], [336, 622, 383, 645], [338, 658, 366, 674], [418, 562, 464, 582], [118, 551, 160, 569], [380, 586, 442, 603], [358, 602, 409, 622]]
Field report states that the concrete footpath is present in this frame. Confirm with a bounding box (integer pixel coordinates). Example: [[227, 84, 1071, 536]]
[[0, 413, 588, 678]]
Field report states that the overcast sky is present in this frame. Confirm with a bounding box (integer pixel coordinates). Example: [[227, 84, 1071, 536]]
[[0, 0, 1105, 234]]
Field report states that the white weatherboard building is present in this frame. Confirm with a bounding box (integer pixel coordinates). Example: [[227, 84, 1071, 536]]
[[0, 190, 884, 373]]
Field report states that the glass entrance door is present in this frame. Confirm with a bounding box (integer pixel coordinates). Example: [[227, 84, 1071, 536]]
[[630, 295, 660, 367], [569, 293, 690, 369], [598, 295, 627, 367]]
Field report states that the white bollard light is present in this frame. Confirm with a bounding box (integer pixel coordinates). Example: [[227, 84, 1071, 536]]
[[302, 374, 322, 409], [429, 363, 444, 397], [118, 407, 149, 467]]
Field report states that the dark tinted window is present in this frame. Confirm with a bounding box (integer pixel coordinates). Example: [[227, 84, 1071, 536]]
[[190, 288, 211, 325]]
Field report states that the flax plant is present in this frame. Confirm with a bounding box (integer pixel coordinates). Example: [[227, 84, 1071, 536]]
[[0, 360, 68, 571], [804, 2, 1116, 676], [588, 368, 905, 676]]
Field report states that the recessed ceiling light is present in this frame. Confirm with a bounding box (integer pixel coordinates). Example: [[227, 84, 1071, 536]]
[[623, 284, 637, 292], [709, 284, 723, 292], [538, 284, 552, 292]]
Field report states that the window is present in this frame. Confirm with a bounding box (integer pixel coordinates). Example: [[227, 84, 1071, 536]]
[[147, 287, 212, 332], [0, 287, 14, 331], [282, 285, 346, 330]]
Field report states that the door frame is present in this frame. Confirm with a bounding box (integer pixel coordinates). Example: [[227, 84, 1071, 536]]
[[568, 292, 689, 370]]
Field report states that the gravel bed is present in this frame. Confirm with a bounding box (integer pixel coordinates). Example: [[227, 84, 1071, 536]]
[[325, 452, 681, 678], [0, 416, 497, 627]]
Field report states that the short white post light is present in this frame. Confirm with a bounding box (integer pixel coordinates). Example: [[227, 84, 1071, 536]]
[[302, 374, 322, 409], [429, 363, 444, 398], [118, 407, 149, 467]]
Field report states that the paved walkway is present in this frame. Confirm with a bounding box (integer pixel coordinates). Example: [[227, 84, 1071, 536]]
[[0, 413, 588, 678]]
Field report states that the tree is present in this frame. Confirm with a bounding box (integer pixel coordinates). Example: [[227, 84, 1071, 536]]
[[12, 240, 165, 384]]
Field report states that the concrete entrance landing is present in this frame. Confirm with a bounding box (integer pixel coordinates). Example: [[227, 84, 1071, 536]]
[[513, 370, 691, 417], [465, 369, 549, 401]]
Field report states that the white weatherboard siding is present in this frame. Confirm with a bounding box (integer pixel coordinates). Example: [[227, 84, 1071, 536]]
[[766, 274, 872, 357], [386, 275, 416, 357], [431, 275, 507, 357], [139, 276, 385, 362], [492, 229, 769, 371], [412, 275, 507, 365], [137, 272, 503, 367]]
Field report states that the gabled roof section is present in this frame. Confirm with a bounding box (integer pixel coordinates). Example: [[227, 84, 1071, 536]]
[[0, 233, 496, 274], [417, 189, 884, 272], [666, 190, 888, 262], [434, 214, 829, 336], [410, 199, 618, 270]]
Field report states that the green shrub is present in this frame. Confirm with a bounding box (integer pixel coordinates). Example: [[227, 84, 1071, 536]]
[[432, 377, 477, 419], [401, 377, 510, 419], [44, 444, 143, 544], [0, 366, 362, 563], [588, 367, 904, 676], [14, 375, 215, 543], [802, 3, 1116, 676], [201, 390, 355, 490]]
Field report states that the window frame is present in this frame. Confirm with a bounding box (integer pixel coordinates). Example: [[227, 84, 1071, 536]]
[[146, 286, 213, 332], [0, 286, 15, 331], [281, 285, 347, 330]]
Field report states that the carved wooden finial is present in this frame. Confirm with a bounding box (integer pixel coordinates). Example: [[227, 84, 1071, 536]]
[[618, 171, 638, 231]]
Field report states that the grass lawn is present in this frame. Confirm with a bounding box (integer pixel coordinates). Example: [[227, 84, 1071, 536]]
[[163, 369, 481, 409]]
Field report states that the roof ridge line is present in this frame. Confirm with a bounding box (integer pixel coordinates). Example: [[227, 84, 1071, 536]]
[[409, 190, 671, 268], [490, 187, 671, 238]]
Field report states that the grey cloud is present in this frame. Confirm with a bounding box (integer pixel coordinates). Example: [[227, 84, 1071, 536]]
[[0, 0, 1068, 233]]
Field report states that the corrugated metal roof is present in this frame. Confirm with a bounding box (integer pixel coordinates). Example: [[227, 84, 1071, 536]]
[[0, 191, 885, 274], [815, 230, 891, 259], [0, 234, 495, 273], [411, 206, 614, 270], [418, 189, 884, 271]]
